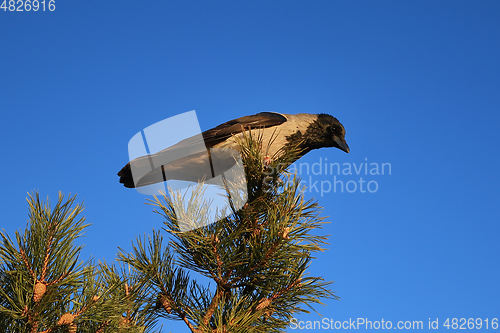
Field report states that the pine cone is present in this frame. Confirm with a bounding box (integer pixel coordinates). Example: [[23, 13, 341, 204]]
[[282, 227, 290, 239], [33, 282, 46, 303], [212, 235, 220, 244], [57, 313, 76, 326], [159, 295, 172, 313], [256, 298, 271, 310]]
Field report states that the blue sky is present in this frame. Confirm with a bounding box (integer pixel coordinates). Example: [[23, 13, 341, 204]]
[[1, 1, 499, 331]]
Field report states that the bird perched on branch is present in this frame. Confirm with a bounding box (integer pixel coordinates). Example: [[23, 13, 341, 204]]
[[118, 112, 349, 188]]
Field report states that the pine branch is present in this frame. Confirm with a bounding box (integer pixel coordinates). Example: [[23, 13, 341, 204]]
[[0, 192, 156, 332], [118, 131, 339, 332]]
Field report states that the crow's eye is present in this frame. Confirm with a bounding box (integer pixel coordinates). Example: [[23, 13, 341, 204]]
[[330, 126, 337, 133]]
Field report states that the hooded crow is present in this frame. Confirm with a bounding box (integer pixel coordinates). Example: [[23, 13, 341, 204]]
[[118, 112, 349, 188]]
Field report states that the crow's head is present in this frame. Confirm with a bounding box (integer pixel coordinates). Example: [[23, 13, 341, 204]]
[[306, 114, 350, 153]]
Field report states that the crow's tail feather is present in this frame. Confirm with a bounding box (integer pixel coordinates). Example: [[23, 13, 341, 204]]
[[117, 163, 135, 188]]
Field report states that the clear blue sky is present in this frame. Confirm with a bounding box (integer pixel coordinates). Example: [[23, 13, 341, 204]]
[[1, 1, 499, 332]]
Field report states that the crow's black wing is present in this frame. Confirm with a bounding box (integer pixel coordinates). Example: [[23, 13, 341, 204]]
[[201, 112, 287, 147], [157, 112, 287, 150]]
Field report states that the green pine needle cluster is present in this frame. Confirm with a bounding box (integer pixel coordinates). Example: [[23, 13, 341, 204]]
[[0, 193, 153, 333]]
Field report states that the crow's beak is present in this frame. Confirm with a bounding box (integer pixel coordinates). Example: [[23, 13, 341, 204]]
[[334, 137, 350, 153]]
